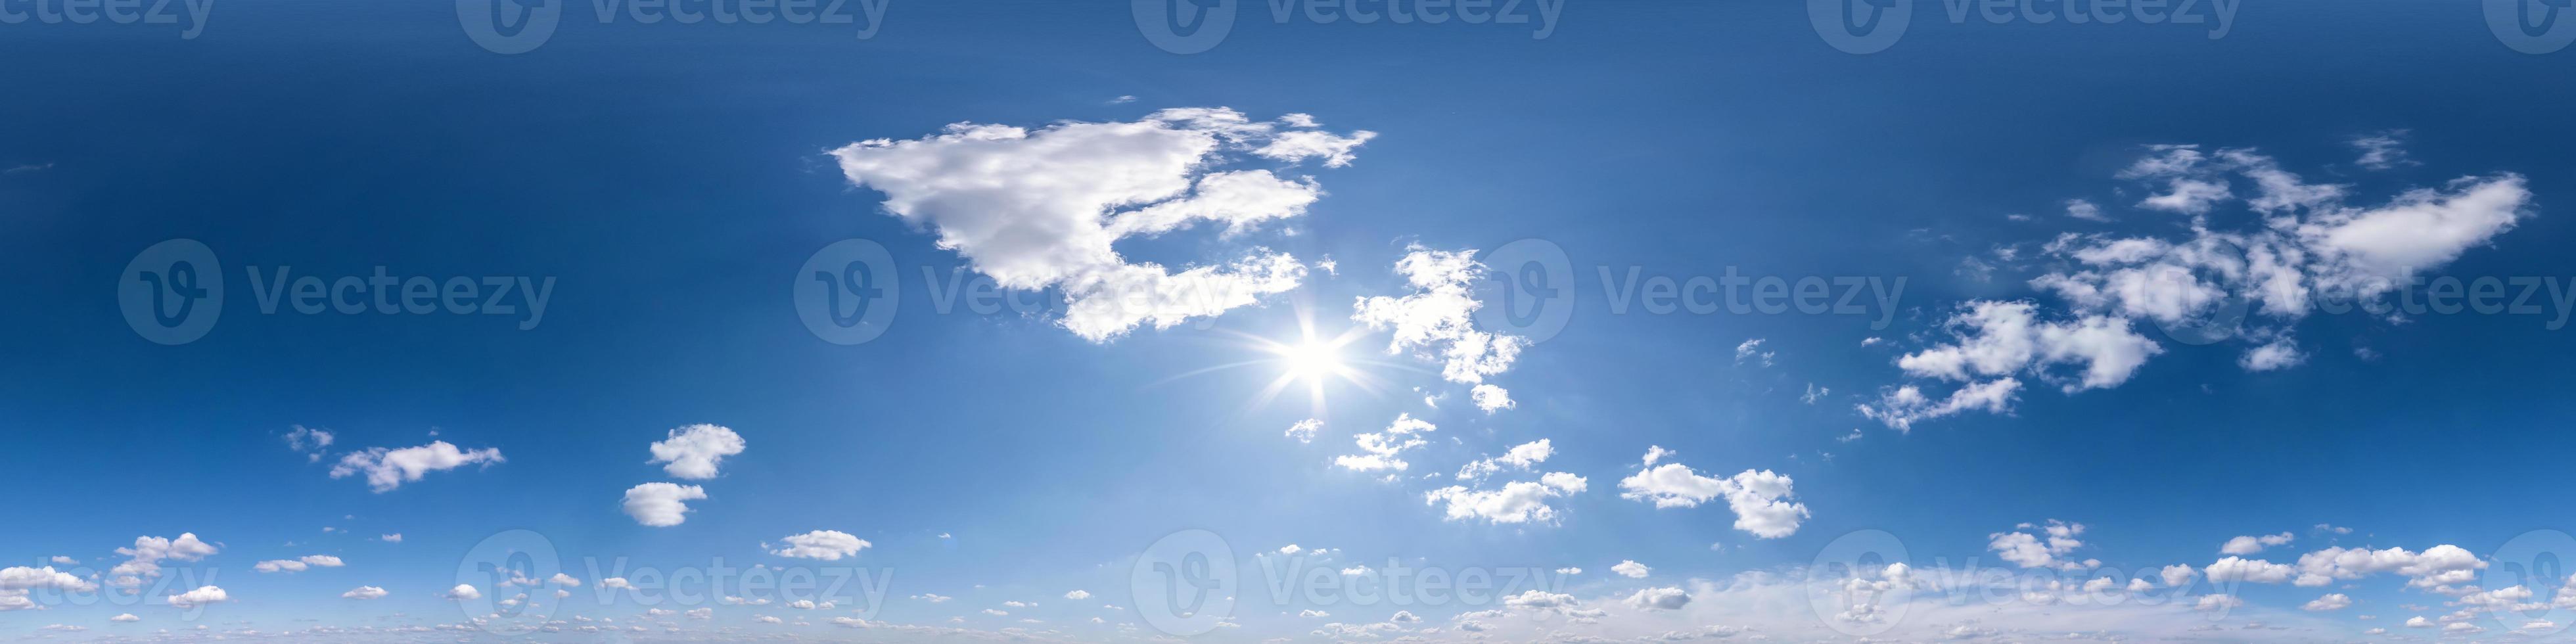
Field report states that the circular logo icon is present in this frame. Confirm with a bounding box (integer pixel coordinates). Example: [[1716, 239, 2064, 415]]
[[1133, 0, 1237, 55], [2487, 0, 2576, 54], [794, 239, 901, 346], [1130, 529, 1236, 636], [1806, 529, 1912, 636], [1808, 0, 1912, 55], [2486, 530, 2576, 634], [453, 530, 563, 633], [457, 0, 563, 55], [1475, 239, 1574, 345], [118, 239, 224, 346]]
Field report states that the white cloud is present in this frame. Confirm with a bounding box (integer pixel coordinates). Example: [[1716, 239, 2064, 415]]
[[1470, 383, 1515, 413], [1065, 589, 1090, 600], [342, 586, 388, 600], [2205, 557, 2297, 584], [443, 584, 481, 600], [107, 534, 218, 588], [1, 565, 99, 610], [2349, 130, 2415, 171], [377, 534, 402, 543], [1987, 520, 2088, 570], [647, 424, 746, 480], [1626, 586, 1691, 610], [2220, 532, 2295, 555], [2302, 593, 2352, 611], [1423, 472, 1586, 525], [622, 483, 708, 527], [1456, 439, 1553, 480], [283, 425, 334, 462], [110, 613, 138, 622], [1734, 338, 1772, 366], [1285, 418, 1320, 444], [1335, 413, 1434, 472], [1352, 248, 1529, 384], [1612, 561, 1651, 578], [2064, 198, 2110, 221], [164, 586, 228, 609], [1615, 448, 1808, 538], [829, 108, 1365, 341], [328, 441, 504, 492], [766, 530, 871, 561]]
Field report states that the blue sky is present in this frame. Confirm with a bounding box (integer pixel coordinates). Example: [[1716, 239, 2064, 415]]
[[7, 0, 2576, 641]]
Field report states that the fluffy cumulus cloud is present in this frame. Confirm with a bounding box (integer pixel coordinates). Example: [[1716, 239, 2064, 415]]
[[443, 584, 481, 600], [766, 530, 871, 561], [647, 424, 746, 480], [164, 586, 227, 609], [106, 533, 219, 589], [0, 566, 100, 612], [1335, 413, 1434, 472], [2302, 593, 2352, 611], [328, 441, 505, 492], [1987, 520, 2094, 570], [622, 482, 709, 527], [1424, 472, 1587, 525], [341, 586, 388, 600], [1615, 447, 1808, 538], [1455, 439, 1553, 481], [829, 108, 1369, 341], [1352, 247, 1529, 389], [1870, 145, 2533, 429], [1611, 560, 1651, 578], [2221, 532, 2295, 555]]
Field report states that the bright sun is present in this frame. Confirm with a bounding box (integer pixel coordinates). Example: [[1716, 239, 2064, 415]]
[[1279, 340, 1346, 382]]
